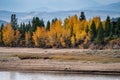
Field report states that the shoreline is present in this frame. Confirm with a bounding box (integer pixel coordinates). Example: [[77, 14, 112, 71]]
[[0, 69, 120, 75], [0, 60, 120, 75], [0, 47, 120, 75]]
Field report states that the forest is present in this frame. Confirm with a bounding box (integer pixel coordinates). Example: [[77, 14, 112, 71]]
[[0, 12, 120, 49]]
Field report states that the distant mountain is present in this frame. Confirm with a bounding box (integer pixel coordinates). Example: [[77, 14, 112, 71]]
[[90, 2, 120, 12], [0, 10, 27, 22], [0, 10, 120, 25], [32, 7, 54, 12], [0, 2, 120, 25], [0, 19, 7, 26], [30, 0, 100, 12], [103, 2, 120, 12]]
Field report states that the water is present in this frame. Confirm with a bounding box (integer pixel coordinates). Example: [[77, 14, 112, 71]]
[[0, 71, 120, 80]]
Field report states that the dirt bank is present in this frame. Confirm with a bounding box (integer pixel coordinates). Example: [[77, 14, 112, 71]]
[[0, 47, 120, 75]]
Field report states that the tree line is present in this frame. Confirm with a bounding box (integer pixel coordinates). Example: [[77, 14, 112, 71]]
[[0, 12, 120, 49]]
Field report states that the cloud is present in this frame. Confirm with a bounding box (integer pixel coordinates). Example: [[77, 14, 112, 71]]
[[93, 0, 120, 4], [0, 0, 119, 12]]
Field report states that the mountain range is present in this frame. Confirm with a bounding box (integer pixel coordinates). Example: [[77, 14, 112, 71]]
[[0, 2, 120, 26], [90, 2, 120, 12], [0, 20, 6, 27]]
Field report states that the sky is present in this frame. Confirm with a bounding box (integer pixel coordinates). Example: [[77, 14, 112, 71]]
[[0, 0, 120, 12]]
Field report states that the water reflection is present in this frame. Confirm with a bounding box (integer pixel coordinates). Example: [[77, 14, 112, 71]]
[[0, 71, 120, 80], [10, 72, 16, 80]]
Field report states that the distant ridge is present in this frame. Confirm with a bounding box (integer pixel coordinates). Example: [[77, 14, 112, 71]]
[[0, 2, 120, 24], [90, 2, 120, 12], [0, 19, 7, 26]]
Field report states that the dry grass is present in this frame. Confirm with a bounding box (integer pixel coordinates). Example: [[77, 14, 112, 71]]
[[0, 48, 120, 73], [6, 52, 120, 63]]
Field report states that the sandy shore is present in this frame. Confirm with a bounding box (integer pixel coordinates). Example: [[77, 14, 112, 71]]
[[0, 47, 120, 75]]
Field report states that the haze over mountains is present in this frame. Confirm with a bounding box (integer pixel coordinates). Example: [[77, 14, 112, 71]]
[[0, 1, 120, 25], [31, 0, 100, 12]]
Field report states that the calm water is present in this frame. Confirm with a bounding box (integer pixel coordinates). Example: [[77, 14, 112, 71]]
[[0, 71, 120, 80]]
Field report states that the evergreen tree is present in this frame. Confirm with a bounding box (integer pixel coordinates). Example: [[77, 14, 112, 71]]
[[46, 20, 50, 31], [19, 23, 26, 40], [26, 21, 32, 32], [28, 21, 32, 35], [79, 12, 86, 20], [116, 17, 120, 37], [32, 17, 36, 32], [105, 16, 111, 37], [32, 17, 45, 32], [96, 22, 104, 44], [90, 21, 96, 41], [52, 18, 58, 24], [85, 25, 89, 34], [0, 24, 4, 45], [11, 14, 18, 30]]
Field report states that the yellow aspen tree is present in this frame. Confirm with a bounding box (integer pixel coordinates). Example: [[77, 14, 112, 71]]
[[48, 20, 63, 48], [102, 20, 106, 30], [0, 32, 1, 43], [15, 30, 21, 46], [2, 24, 15, 46], [93, 17, 101, 29], [32, 32, 38, 47], [71, 35, 75, 47], [25, 31, 31, 46], [32, 27, 48, 47]]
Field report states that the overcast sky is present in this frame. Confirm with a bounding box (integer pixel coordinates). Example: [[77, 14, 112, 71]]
[[0, 0, 120, 12], [94, 0, 120, 4]]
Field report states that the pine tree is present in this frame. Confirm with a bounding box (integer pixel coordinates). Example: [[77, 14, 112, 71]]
[[32, 17, 36, 32], [96, 22, 104, 44], [105, 16, 111, 37], [11, 14, 18, 30], [79, 12, 86, 21], [52, 18, 58, 24], [0, 24, 4, 45], [116, 17, 120, 37], [19, 23, 26, 41], [46, 20, 50, 31], [28, 21, 33, 35], [90, 21, 96, 41], [85, 25, 89, 34], [32, 17, 45, 32], [39, 19, 45, 27]]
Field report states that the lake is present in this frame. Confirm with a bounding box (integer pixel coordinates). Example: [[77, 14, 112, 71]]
[[0, 71, 120, 80]]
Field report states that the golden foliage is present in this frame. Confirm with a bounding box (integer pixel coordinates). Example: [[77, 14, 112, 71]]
[[92, 17, 101, 29], [15, 30, 21, 45], [2, 24, 15, 46], [25, 31, 31, 46], [71, 35, 75, 47], [1, 14, 108, 48], [48, 20, 66, 47], [32, 27, 48, 47]]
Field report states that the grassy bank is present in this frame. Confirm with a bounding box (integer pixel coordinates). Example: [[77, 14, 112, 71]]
[[0, 48, 120, 74], [0, 49, 120, 63]]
